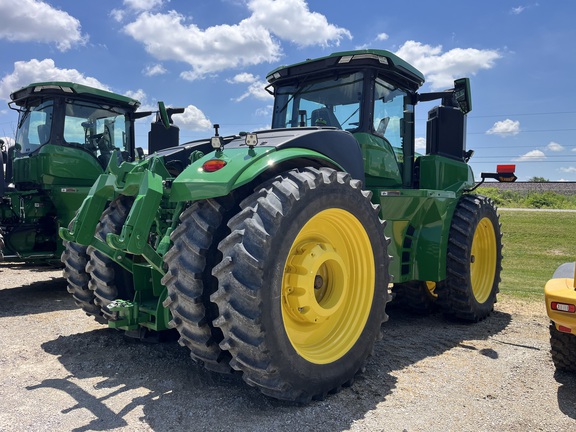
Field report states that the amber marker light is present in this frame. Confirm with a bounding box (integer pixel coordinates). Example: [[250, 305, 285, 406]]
[[202, 159, 227, 172]]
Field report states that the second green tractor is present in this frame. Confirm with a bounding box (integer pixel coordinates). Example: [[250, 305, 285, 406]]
[[61, 49, 511, 402]]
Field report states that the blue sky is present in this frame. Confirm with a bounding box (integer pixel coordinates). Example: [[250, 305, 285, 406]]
[[0, 0, 575, 181]]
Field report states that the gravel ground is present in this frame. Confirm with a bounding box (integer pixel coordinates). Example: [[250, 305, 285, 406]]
[[0, 262, 575, 432]]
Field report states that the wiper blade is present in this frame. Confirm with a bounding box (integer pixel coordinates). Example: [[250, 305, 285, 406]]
[[278, 82, 313, 115], [17, 110, 30, 129]]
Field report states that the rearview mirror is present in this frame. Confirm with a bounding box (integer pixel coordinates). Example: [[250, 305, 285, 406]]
[[158, 101, 170, 129], [454, 78, 472, 114]]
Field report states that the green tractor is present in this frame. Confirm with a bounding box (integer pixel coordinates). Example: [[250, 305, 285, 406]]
[[61, 49, 512, 402], [0, 82, 181, 265]]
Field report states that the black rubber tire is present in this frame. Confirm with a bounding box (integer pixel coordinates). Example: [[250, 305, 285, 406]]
[[0, 232, 5, 260], [436, 194, 502, 322], [211, 167, 390, 403], [550, 323, 576, 372], [86, 196, 135, 321], [162, 197, 237, 373], [391, 281, 437, 315], [62, 240, 106, 324]]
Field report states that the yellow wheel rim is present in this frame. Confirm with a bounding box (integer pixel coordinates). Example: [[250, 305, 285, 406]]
[[282, 208, 375, 364], [425, 281, 438, 299], [470, 217, 497, 303]]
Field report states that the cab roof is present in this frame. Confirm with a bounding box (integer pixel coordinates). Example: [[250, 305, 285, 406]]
[[266, 49, 425, 92], [10, 81, 141, 110]]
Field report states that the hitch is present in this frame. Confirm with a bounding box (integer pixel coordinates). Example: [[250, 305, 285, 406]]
[[467, 164, 517, 192], [481, 164, 517, 183]]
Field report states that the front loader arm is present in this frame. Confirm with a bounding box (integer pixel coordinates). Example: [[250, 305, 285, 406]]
[[59, 152, 171, 273]]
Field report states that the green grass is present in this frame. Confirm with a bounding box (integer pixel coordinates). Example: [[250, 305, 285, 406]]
[[499, 210, 575, 301]]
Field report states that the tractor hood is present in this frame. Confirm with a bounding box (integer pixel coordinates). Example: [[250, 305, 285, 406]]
[[168, 127, 365, 202], [222, 127, 363, 178]]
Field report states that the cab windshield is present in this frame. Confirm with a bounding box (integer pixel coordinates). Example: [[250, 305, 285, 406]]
[[63, 100, 130, 162], [272, 72, 364, 131]]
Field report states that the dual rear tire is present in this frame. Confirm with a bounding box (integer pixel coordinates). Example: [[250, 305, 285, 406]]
[[164, 167, 390, 402]]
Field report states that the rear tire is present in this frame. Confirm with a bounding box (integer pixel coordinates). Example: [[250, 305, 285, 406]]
[[162, 197, 237, 373], [86, 197, 134, 321], [211, 168, 390, 402], [392, 281, 437, 315], [0, 231, 5, 260], [550, 323, 576, 372], [436, 194, 502, 322]]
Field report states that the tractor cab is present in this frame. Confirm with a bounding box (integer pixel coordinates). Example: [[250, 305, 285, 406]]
[[267, 50, 473, 190], [6, 82, 141, 191]]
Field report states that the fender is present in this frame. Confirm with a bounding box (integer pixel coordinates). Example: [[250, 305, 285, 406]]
[[170, 146, 345, 202], [170, 128, 365, 202]]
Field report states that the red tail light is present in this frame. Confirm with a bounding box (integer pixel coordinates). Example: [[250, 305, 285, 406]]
[[497, 164, 516, 174], [551, 302, 576, 313]]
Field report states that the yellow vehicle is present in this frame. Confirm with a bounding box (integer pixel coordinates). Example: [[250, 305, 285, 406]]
[[545, 261, 576, 371]]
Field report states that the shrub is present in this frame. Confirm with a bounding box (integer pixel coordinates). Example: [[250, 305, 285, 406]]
[[476, 187, 576, 209], [525, 192, 566, 209]]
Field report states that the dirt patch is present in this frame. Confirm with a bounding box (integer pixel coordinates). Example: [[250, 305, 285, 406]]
[[1, 262, 575, 431]]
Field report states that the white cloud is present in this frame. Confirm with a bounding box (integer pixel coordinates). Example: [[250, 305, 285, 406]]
[[546, 141, 564, 152], [376, 33, 389, 41], [0, 0, 86, 51], [123, 89, 159, 113], [510, 6, 525, 15], [228, 73, 258, 84], [0, 59, 109, 101], [124, 10, 282, 81], [560, 167, 576, 173], [124, 0, 164, 11], [415, 137, 426, 152], [486, 119, 521, 137], [110, 9, 125, 22], [123, 1, 350, 80], [143, 64, 167, 76], [172, 105, 212, 131], [513, 150, 546, 162], [246, 0, 351, 47], [234, 80, 273, 102], [395, 41, 501, 90], [228, 73, 272, 102], [255, 105, 273, 117], [124, 88, 147, 102]]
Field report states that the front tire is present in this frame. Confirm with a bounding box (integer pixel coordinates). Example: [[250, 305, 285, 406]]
[[211, 168, 390, 402], [62, 240, 106, 323], [436, 194, 502, 322], [86, 197, 135, 322], [550, 323, 576, 372]]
